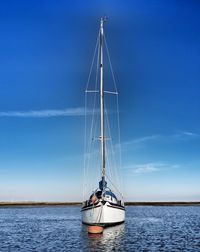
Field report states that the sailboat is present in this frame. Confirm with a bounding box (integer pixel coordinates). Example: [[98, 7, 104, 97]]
[[81, 17, 125, 226]]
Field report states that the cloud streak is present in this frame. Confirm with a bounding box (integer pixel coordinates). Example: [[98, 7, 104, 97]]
[[171, 131, 199, 140], [122, 162, 179, 174], [123, 135, 160, 147], [121, 131, 200, 150], [133, 163, 161, 174], [0, 108, 87, 118]]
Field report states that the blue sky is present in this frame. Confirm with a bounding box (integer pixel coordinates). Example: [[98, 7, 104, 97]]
[[0, 0, 200, 201]]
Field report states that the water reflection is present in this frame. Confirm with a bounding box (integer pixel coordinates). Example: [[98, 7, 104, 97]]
[[81, 224, 125, 251]]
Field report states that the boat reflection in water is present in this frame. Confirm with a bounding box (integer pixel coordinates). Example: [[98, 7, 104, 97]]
[[81, 224, 125, 251]]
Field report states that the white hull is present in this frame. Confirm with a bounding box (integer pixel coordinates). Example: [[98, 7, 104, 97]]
[[81, 201, 125, 226]]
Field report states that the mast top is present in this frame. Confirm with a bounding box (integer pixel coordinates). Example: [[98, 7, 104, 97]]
[[100, 16, 107, 27]]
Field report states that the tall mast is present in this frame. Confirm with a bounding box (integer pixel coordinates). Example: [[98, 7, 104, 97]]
[[100, 17, 106, 190]]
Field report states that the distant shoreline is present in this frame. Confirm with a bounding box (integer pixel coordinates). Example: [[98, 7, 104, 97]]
[[0, 202, 200, 207]]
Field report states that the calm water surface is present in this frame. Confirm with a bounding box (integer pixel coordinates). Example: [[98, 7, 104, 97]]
[[0, 206, 200, 251]]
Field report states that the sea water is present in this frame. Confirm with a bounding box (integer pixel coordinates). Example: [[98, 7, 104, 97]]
[[0, 206, 200, 251]]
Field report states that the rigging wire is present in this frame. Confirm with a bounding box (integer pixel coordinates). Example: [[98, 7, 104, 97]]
[[105, 172, 124, 199], [105, 101, 122, 198], [84, 30, 100, 199], [83, 31, 100, 199], [104, 34, 118, 93], [104, 33, 123, 198], [85, 31, 100, 91]]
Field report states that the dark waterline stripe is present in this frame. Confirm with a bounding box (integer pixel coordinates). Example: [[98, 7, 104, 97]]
[[107, 205, 125, 211], [81, 205, 101, 212], [82, 220, 125, 227]]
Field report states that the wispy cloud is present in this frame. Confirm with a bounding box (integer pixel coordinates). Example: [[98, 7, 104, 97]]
[[0, 107, 87, 118], [122, 135, 160, 148], [180, 131, 198, 137], [171, 131, 199, 140], [122, 162, 179, 174], [121, 130, 199, 150], [133, 163, 161, 174]]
